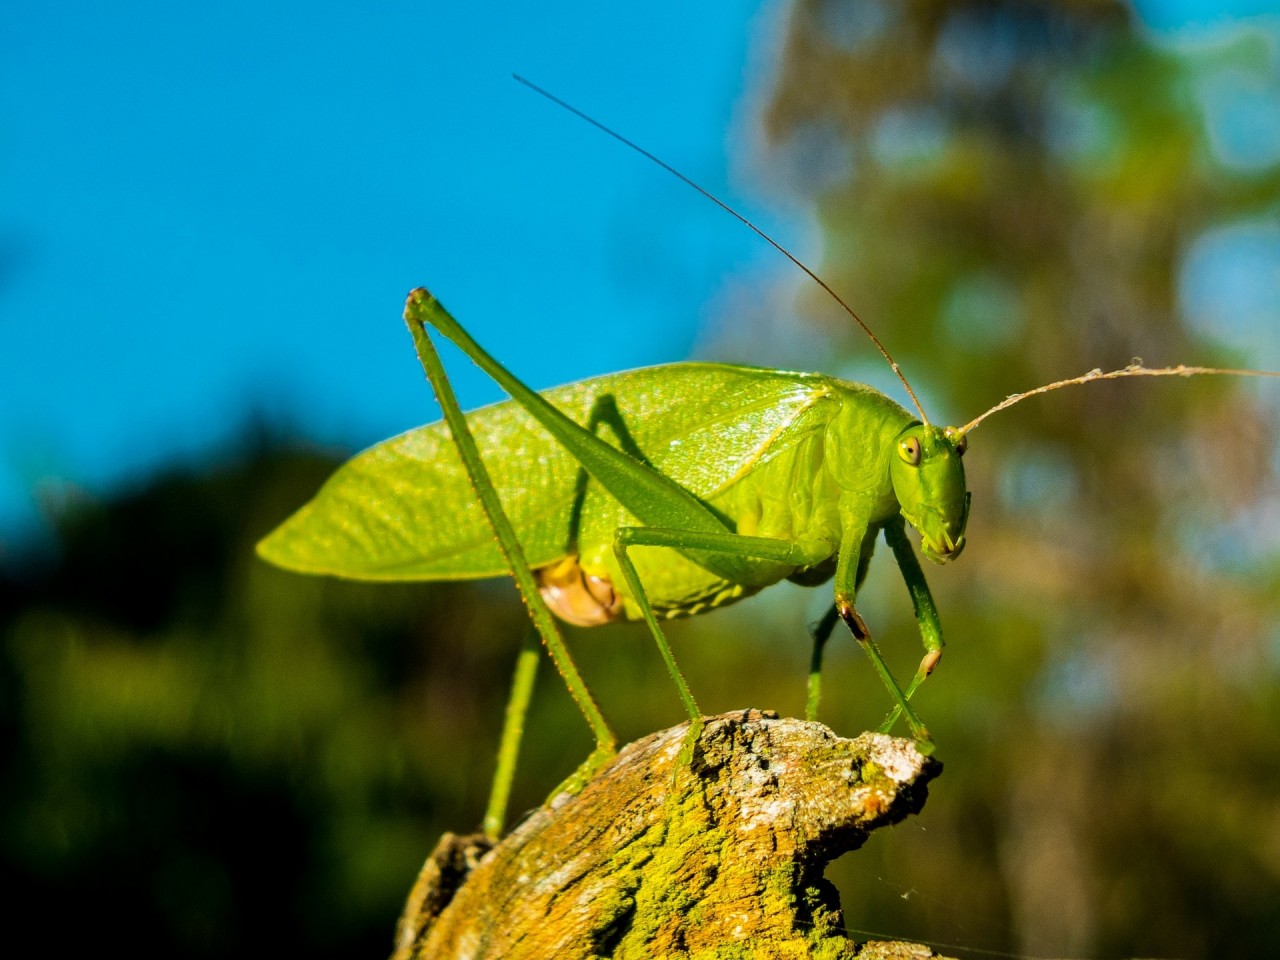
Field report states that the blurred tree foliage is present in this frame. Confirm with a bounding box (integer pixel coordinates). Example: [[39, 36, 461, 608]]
[[2, 2, 1279, 959], [736, 0, 1280, 957]]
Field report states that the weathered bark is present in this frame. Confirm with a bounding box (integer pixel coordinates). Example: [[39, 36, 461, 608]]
[[394, 709, 950, 959]]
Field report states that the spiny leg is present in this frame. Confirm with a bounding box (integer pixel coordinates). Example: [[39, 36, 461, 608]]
[[482, 629, 540, 839], [406, 290, 744, 587], [844, 620, 931, 747], [405, 297, 617, 793], [877, 515, 944, 735], [833, 515, 931, 745], [613, 525, 832, 760]]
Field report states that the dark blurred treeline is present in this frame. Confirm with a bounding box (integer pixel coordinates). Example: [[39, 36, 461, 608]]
[[4, 1, 1280, 958], [0, 443, 496, 955]]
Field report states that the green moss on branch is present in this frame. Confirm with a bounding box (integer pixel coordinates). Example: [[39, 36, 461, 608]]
[[394, 710, 950, 959]]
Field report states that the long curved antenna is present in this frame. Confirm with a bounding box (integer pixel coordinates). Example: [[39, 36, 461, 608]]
[[958, 362, 1280, 436], [513, 74, 932, 427]]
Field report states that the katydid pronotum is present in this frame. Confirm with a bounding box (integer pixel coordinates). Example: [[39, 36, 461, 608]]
[[256, 91, 1279, 839]]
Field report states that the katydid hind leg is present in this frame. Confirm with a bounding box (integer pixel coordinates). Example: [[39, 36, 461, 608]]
[[406, 290, 755, 587], [408, 290, 833, 771], [806, 605, 840, 722], [564, 392, 657, 557], [404, 294, 618, 786], [482, 629, 540, 839]]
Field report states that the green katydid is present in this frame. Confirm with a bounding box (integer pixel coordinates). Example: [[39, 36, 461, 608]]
[[255, 86, 1280, 837]]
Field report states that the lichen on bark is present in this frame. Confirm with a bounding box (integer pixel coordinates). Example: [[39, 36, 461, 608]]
[[393, 710, 952, 959]]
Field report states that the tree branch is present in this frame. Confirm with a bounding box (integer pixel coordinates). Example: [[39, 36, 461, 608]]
[[394, 709, 949, 959]]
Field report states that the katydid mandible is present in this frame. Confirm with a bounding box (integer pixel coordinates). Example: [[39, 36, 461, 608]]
[[255, 87, 1280, 833]]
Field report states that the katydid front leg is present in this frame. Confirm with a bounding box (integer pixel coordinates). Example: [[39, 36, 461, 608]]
[[833, 497, 932, 745], [877, 514, 945, 735], [808, 526, 877, 722]]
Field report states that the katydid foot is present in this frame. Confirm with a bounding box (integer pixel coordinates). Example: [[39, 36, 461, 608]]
[[838, 600, 935, 751], [674, 715, 705, 772], [547, 742, 617, 803]]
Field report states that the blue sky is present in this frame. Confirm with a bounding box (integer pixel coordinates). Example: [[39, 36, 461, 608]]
[[1, 2, 792, 547], [1, 1, 1276, 550]]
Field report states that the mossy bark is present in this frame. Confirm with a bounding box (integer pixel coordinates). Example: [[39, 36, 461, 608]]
[[393, 710, 950, 959]]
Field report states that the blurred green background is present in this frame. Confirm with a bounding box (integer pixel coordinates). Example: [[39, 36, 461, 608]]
[[4, 2, 1280, 958]]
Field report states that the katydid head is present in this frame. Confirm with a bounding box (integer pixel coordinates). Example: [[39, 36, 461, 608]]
[[890, 424, 970, 564]]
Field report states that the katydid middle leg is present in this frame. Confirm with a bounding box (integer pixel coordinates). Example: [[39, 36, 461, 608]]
[[563, 392, 657, 558], [612, 524, 837, 757], [614, 521, 932, 744]]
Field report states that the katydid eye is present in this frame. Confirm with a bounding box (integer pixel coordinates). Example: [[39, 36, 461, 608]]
[[954, 435, 967, 457], [899, 436, 921, 465]]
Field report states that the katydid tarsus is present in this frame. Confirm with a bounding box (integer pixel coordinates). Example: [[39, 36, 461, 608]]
[[256, 89, 1280, 839]]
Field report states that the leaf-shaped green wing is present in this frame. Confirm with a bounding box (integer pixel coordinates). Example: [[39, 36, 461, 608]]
[[256, 362, 837, 581]]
